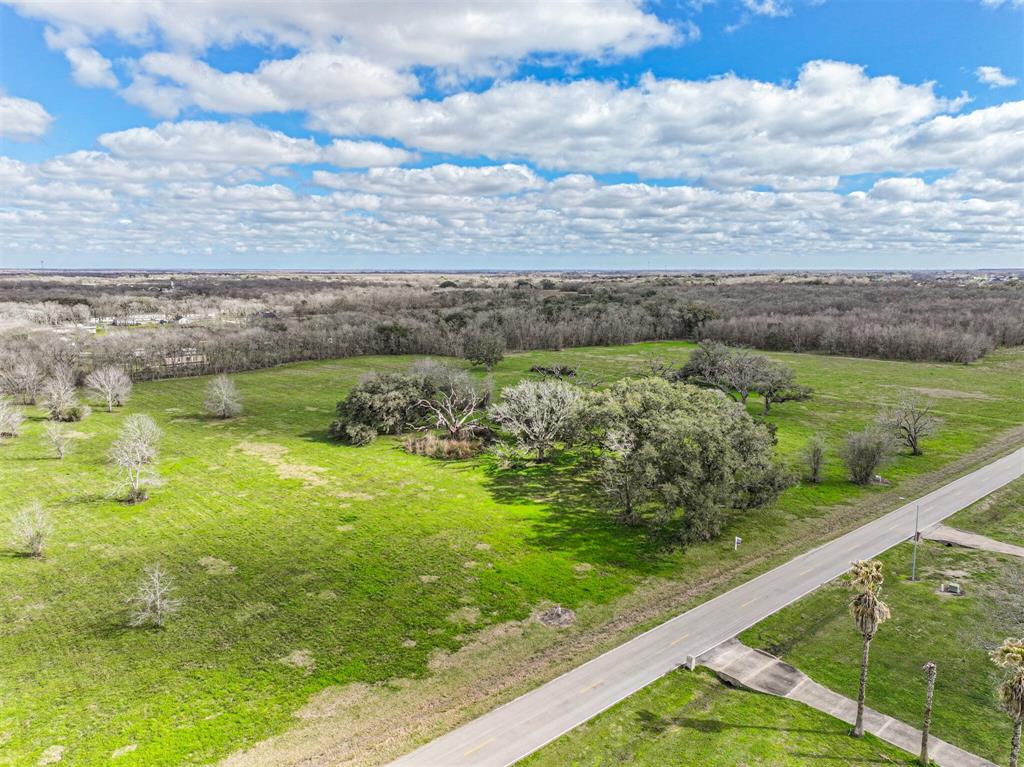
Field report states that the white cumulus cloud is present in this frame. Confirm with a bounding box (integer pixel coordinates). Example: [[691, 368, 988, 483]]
[[64, 47, 118, 88], [310, 61, 971, 186], [0, 94, 54, 141], [123, 51, 420, 117], [98, 121, 323, 165], [975, 65, 1018, 88], [7, 1, 679, 69]]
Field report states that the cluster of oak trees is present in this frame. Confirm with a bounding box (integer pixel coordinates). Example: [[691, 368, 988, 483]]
[[329, 340, 948, 541], [330, 349, 801, 542]]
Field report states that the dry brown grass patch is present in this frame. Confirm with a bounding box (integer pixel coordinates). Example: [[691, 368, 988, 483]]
[[235, 441, 327, 487]]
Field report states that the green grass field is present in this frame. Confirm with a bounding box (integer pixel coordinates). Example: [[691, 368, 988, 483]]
[[521, 667, 916, 767], [741, 517, 1024, 762], [529, 479, 1024, 767], [949, 476, 1024, 547], [1, 342, 1022, 766]]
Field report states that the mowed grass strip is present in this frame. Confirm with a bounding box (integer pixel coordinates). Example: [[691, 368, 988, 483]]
[[520, 667, 916, 767], [949, 475, 1024, 547], [741, 529, 1024, 762], [1, 343, 1022, 766]]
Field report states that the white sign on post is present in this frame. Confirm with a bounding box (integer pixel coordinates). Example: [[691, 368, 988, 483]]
[[734, 536, 742, 550]]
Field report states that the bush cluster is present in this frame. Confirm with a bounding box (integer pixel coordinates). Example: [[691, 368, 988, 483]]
[[402, 434, 480, 459]]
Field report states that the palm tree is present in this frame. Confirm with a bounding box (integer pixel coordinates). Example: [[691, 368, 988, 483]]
[[849, 559, 891, 738], [991, 638, 1024, 767], [920, 661, 937, 765]]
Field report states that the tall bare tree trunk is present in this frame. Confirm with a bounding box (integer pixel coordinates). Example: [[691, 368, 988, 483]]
[[920, 662, 936, 765], [854, 633, 872, 737], [1011, 716, 1022, 767]]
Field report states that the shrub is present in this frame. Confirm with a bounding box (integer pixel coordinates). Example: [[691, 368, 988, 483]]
[[841, 426, 895, 485], [403, 433, 479, 459], [804, 435, 826, 483], [342, 423, 377, 446], [529, 364, 577, 379], [490, 440, 530, 469], [329, 371, 423, 442], [10, 502, 51, 557]]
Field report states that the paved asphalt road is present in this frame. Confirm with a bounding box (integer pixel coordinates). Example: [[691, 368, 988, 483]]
[[389, 446, 1024, 767]]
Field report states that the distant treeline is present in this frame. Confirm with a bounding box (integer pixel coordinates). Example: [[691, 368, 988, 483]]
[[0, 272, 1021, 380]]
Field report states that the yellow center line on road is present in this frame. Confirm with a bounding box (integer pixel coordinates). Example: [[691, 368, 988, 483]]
[[578, 679, 605, 695], [799, 567, 813, 576], [463, 738, 495, 757], [670, 633, 690, 646], [740, 598, 757, 608]]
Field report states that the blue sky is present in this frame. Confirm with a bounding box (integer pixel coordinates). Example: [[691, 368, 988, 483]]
[[1, 0, 1022, 270]]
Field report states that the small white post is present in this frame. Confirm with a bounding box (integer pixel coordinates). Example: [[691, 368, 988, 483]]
[[734, 536, 742, 551]]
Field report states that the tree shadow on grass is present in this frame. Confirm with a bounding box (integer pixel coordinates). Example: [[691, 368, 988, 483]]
[[90, 616, 138, 640], [481, 452, 673, 576], [637, 709, 836, 737], [300, 427, 337, 446]]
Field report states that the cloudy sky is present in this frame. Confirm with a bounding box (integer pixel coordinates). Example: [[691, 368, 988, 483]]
[[0, 0, 1021, 270]]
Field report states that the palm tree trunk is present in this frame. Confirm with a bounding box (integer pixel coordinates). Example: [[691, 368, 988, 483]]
[[920, 663, 936, 765], [1011, 716, 1022, 767], [853, 634, 872, 737]]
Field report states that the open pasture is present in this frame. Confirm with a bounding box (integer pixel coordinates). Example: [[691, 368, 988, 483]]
[[2, 342, 1023, 766]]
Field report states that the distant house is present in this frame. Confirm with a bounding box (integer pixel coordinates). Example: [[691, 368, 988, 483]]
[[163, 347, 207, 367]]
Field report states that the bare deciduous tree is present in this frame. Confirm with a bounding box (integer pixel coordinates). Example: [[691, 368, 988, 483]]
[[110, 414, 162, 503], [0, 358, 46, 404], [126, 564, 181, 628], [44, 422, 72, 459], [85, 366, 132, 412], [41, 365, 89, 422], [417, 367, 489, 439], [804, 435, 826, 484], [878, 392, 939, 456], [0, 398, 24, 438], [204, 375, 242, 418], [489, 379, 582, 460], [10, 501, 51, 557]]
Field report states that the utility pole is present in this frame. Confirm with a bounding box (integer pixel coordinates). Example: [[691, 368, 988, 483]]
[[920, 661, 937, 765], [911, 503, 921, 582]]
